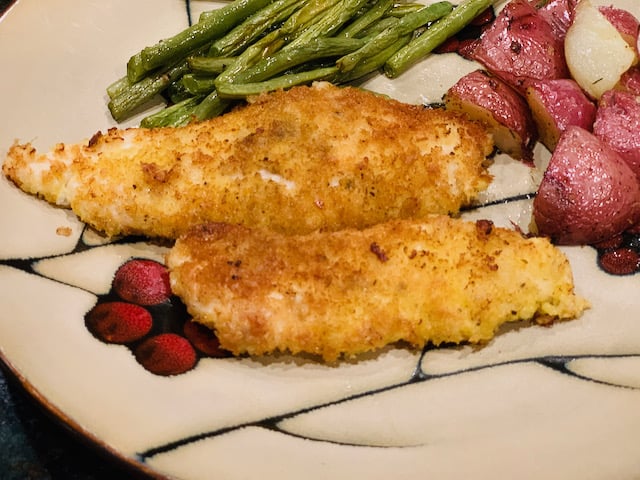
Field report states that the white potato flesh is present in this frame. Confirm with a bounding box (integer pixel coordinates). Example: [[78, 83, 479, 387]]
[[564, 0, 636, 99]]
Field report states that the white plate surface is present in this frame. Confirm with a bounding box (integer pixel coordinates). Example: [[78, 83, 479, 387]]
[[1, 1, 640, 479]]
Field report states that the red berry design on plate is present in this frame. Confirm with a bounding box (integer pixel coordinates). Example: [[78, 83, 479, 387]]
[[84, 257, 231, 375], [85, 302, 153, 344], [592, 234, 624, 251], [183, 319, 230, 358], [134, 333, 197, 376], [598, 248, 640, 276], [113, 259, 171, 305]]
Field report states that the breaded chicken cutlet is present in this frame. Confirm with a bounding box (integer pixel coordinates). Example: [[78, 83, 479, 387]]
[[166, 216, 589, 362], [2, 82, 493, 238]]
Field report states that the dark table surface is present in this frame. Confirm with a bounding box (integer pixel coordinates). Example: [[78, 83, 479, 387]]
[[0, 1, 150, 478], [0, 369, 152, 480]]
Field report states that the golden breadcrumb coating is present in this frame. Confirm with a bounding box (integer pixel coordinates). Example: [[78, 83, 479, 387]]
[[166, 217, 589, 362], [2, 82, 493, 238]]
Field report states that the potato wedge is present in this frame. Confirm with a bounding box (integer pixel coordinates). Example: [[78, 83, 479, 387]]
[[444, 69, 537, 161], [616, 66, 640, 95], [533, 126, 640, 245], [593, 89, 640, 179], [532, 0, 578, 41], [599, 5, 640, 62], [525, 78, 596, 152], [470, 0, 568, 92], [565, 0, 636, 100]]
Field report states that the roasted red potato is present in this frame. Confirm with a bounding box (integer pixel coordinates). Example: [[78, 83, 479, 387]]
[[434, 7, 496, 59], [444, 69, 537, 161], [533, 126, 640, 245], [469, 0, 569, 92], [564, 0, 637, 100], [599, 5, 640, 61], [525, 78, 596, 151], [616, 66, 640, 95], [593, 89, 640, 179], [529, 0, 579, 41]]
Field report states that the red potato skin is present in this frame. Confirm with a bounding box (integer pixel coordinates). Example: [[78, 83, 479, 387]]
[[525, 78, 596, 152], [593, 89, 640, 179], [444, 69, 537, 161], [533, 126, 640, 245], [469, 0, 569, 93], [434, 7, 496, 58], [599, 5, 640, 59], [616, 66, 640, 95], [529, 0, 578, 41]]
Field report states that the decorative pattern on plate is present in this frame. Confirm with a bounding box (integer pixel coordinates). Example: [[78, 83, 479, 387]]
[[0, 1, 639, 479], [85, 257, 230, 376]]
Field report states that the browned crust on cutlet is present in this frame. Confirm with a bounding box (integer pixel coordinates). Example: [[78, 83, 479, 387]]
[[3, 83, 494, 238], [166, 216, 589, 362]]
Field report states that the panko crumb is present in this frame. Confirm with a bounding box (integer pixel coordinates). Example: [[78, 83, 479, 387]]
[[3, 83, 494, 239], [167, 217, 589, 362]]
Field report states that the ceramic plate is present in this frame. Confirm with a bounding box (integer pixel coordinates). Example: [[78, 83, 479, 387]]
[[1, 1, 640, 479]]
